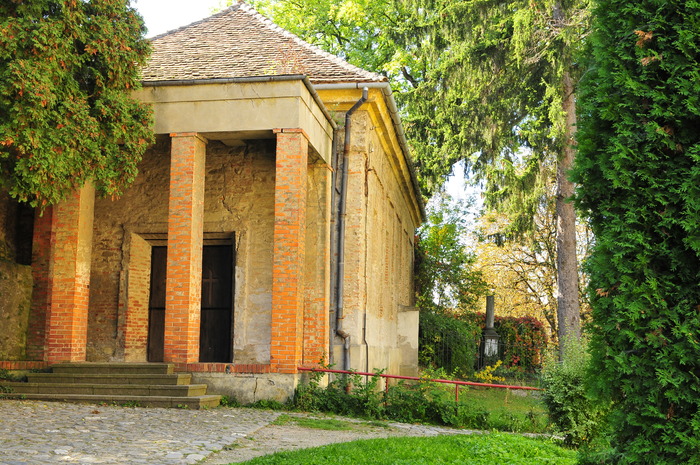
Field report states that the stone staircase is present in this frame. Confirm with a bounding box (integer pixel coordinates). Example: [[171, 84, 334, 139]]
[[0, 362, 221, 409]]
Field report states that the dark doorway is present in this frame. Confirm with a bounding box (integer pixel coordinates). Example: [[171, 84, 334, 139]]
[[199, 245, 233, 362], [147, 244, 234, 363], [147, 246, 167, 362]]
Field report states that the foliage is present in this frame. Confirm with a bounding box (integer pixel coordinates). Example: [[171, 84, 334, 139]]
[[219, 395, 240, 408], [293, 369, 385, 419], [0, 0, 153, 207], [238, 433, 576, 465], [475, 207, 594, 340], [0, 369, 26, 382], [415, 194, 488, 313], [290, 371, 549, 433], [463, 313, 549, 373], [245, 399, 288, 411], [540, 337, 607, 448], [474, 361, 506, 384], [418, 310, 481, 378], [572, 0, 700, 462], [496, 315, 549, 373]]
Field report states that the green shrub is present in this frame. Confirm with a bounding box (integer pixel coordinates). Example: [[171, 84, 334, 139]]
[[464, 312, 549, 373], [573, 0, 700, 462], [292, 370, 385, 419], [541, 338, 607, 447], [219, 395, 240, 408], [419, 310, 481, 377], [291, 373, 548, 433]]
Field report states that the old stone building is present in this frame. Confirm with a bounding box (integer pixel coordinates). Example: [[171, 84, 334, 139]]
[[0, 2, 423, 401]]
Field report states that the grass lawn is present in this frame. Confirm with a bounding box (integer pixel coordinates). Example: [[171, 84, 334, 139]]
[[235, 433, 576, 465], [460, 386, 550, 432]]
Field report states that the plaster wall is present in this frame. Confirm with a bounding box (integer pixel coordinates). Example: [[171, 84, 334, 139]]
[[88, 139, 277, 363], [190, 373, 308, 404], [134, 81, 334, 164], [0, 192, 23, 262], [337, 110, 419, 376], [0, 260, 32, 360]]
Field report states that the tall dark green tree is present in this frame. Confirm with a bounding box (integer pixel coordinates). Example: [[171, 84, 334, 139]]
[[574, 0, 700, 462], [247, 0, 589, 348], [0, 0, 153, 207]]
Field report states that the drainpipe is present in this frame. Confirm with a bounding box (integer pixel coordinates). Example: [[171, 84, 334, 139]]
[[334, 87, 368, 371]]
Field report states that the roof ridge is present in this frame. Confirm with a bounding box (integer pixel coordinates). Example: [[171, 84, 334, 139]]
[[237, 2, 386, 83]]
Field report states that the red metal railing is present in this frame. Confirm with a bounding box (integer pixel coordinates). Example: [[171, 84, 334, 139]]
[[298, 367, 543, 402]]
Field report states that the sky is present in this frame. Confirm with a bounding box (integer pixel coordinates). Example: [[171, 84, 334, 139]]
[[132, 0, 227, 37]]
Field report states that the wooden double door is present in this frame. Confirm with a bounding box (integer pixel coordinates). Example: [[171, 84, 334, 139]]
[[147, 245, 234, 363]]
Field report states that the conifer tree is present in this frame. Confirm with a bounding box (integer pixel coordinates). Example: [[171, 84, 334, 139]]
[[574, 0, 700, 461], [0, 0, 153, 207]]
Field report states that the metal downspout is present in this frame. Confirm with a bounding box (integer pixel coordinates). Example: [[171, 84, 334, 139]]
[[335, 87, 368, 371]]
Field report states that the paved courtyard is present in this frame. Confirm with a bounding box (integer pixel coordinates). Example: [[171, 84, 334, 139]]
[[0, 400, 280, 465]]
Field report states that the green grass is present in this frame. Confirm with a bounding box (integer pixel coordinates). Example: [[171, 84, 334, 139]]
[[235, 433, 576, 465], [272, 414, 353, 430], [460, 387, 550, 432]]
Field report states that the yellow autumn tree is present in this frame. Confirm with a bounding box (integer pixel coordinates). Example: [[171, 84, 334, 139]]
[[473, 203, 592, 343]]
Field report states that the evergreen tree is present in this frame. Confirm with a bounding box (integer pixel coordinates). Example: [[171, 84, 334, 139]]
[[0, 0, 153, 207], [574, 0, 700, 461]]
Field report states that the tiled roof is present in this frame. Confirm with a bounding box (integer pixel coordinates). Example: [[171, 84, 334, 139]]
[[142, 2, 387, 84]]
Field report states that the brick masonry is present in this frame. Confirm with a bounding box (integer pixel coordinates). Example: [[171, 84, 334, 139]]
[[164, 133, 207, 364], [26, 207, 53, 361], [270, 129, 309, 374], [44, 183, 96, 362], [121, 233, 152, 361], [303, 158, 332, 366]]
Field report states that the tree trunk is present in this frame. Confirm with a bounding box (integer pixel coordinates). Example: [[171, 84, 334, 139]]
[[556, 70, 581, 357]]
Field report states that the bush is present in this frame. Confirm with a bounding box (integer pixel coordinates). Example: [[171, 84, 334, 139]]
[[292, 370, 385, 419], [419, 310, 481, 377], [290, 371, 548, 433], [463, 313, 549, 373], [573, 0, 700, 461], [541, 338, 607, 447]]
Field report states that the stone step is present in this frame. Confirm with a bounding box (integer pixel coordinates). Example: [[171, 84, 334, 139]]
[[6, 382, 208, 397], [50, 362, 174, 375], [0, 393, 221, 409], [27, 373, 192, 385]]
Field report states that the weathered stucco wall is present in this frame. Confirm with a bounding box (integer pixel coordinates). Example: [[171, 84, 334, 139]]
[[0, 259, 32, 360], [335, 110, 419, 376], [88, 138, 276, 363], [0, 192, 35, 361], [0, 192, 17, 261]]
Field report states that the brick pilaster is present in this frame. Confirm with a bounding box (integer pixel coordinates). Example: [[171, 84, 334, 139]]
[[44, 183, 95, 362], [122, 233, 152, 361], [164, 132, 207, 364], [270, 129, 309, 373], [303, 160, 332, 366]]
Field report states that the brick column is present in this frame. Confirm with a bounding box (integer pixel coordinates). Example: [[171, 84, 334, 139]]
[[270, 129, 308, 373], [44, 183, 96, 362], [164, 132, 207, 364]]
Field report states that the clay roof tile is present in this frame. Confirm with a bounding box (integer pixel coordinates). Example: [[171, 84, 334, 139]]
[[142, 1, 387, 84]]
